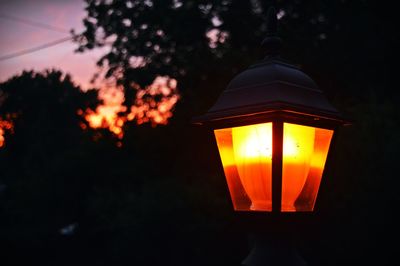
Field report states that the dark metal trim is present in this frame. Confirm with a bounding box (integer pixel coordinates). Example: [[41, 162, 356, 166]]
[[192, 102, 349, 126], [272, 121, 283, 213], [194, 108, 350, 131]]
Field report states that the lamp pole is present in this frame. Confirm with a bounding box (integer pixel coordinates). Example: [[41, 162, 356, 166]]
[[242, 232, 307, 266], [239, 214, 309, 266]]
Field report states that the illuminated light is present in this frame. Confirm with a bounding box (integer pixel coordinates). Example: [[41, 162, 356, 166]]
[[283, 124, 333, 211], [233, 124, 273, 158], [194, 7, 348, 216], [281, 123, 315, 211], [232, 123, 272, 210], [215, 123, 272, 211], [214, 122, 333, 212]]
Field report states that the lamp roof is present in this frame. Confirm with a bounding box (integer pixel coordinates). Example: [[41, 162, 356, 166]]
[[193, 7, 349, 128]]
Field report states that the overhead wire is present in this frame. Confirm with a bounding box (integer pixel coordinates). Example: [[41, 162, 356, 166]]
[[0, 12, 87, 61], [0, 36, 74, 61], [0, 13, 70, 34]]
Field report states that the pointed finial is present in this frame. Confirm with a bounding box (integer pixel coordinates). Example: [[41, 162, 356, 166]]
[[262, 7, 282, 58]]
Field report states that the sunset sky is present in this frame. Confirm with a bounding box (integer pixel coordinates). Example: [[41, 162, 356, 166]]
[[0, 0, 105, 89], [0, 0, 180, 143]]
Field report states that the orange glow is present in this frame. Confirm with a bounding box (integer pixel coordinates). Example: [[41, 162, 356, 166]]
[[214, 122, 333, 212], [281, 123, 315, 211], [232, 123, 272, 210], [282, 123, 333, 211], [83, 76, 179, 144], [84, 86, 127, 139], [0, 118, 14, 148], [0, 128, 5, 147], [127, 76, 179, 126], [215, 123, 272, 211]]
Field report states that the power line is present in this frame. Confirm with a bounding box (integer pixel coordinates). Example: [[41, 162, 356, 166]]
[[0, 36, 73, 61], [0, 13, 70, 34]]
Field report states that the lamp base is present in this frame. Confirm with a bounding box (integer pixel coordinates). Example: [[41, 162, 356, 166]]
[[242, 233, 307, 266]]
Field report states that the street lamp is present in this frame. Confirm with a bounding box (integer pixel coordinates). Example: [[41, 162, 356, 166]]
[[193, 7, 350, 266], [193, 7, 349, 214]]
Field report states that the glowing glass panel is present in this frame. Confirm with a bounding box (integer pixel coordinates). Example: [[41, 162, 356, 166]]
[[282, 123, 333, 211], [214, 123, 272, 211], [214, 122, 333, 212]]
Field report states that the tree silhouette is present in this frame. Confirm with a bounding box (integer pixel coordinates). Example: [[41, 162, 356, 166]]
[[75, 0, 398, 115], [0, 70, 101, 264], [0, 70, 98, 148]]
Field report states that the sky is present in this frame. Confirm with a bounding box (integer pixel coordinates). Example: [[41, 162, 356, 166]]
[[0, 0, 106, 89], [0, 0, 181, 146]]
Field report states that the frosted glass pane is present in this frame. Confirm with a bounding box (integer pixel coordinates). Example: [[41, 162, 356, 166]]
[[282, 123, 333, 211], [214, 123, 273, 211]]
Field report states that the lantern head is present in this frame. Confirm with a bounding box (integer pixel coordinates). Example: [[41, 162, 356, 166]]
[[193, 8, 349, 213]]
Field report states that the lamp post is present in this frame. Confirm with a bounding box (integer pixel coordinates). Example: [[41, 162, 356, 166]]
[[193, 7, 349, 266]]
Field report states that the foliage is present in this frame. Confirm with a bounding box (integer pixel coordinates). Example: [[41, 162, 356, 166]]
[[75, 0, 398, 113], [0, 1, 399, 266], [0, 70, 100, 264]]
